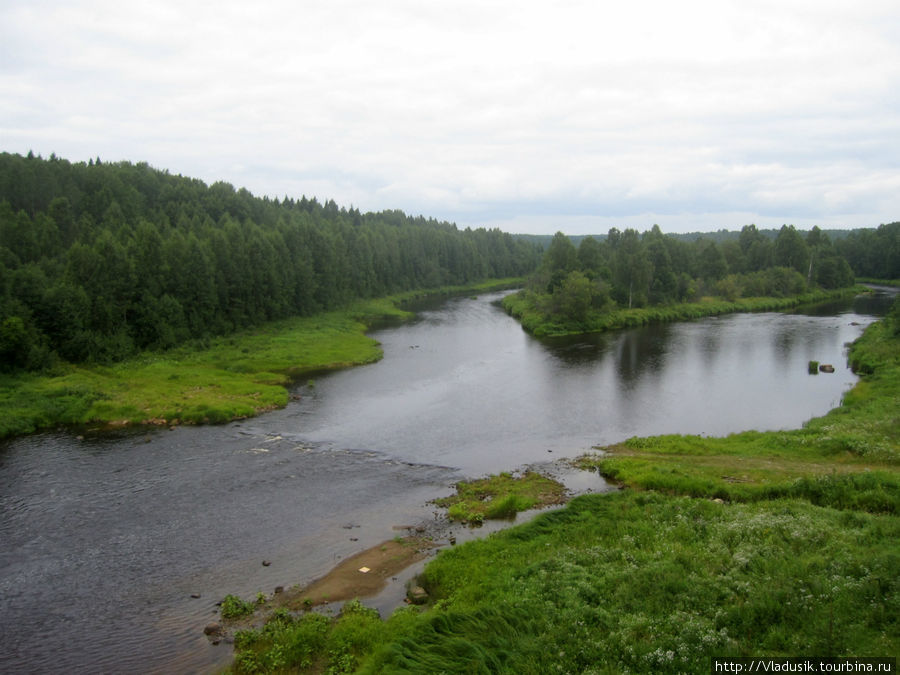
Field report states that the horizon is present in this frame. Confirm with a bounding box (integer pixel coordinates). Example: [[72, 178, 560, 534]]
[[8, 149, 892, 238]]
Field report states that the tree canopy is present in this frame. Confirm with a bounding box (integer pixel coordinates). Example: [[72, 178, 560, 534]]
[[514, 221, 871, 329], [0, 152, 541, 371]]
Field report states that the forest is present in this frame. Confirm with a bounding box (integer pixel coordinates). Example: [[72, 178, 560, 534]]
[[1, 151, 897, 370], [505, 221, 898, 334], [0, 152, 541, 371]]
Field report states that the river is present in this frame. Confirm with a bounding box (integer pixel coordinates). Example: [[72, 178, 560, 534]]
[[0, 288, 893, 673]]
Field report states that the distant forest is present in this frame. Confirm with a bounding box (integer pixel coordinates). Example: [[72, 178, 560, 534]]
[[515, 222, 898, 313], [0, 152, 540, 370], [516, 224, 899, 281]]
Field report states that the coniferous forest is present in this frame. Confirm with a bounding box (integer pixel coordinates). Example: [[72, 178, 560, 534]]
[[0, 152, 541, 371]]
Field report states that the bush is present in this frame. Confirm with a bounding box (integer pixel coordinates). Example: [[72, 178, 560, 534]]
[[221, 594, 256, 619]]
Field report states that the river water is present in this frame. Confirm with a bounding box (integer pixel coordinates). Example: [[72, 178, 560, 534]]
[[0, 288, 893, 673]]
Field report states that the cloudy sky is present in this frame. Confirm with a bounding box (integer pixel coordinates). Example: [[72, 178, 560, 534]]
[[2, 0, 899, 234]]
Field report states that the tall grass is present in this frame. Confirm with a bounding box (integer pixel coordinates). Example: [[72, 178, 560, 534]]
[[381, 493, 898, 673], [230, 492, 897, 674], [503, 287, 864, 337]]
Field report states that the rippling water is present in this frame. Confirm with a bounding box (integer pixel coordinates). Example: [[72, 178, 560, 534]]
[[0, 289, 892, 673]]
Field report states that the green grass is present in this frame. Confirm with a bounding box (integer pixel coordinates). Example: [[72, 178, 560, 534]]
[[221, 594, 259, 620], [381, 493, 899, 673], [502, 287, 865, 337], [857, 278, 900, 287], [228, 493, 898, 674], [0, 309, 384, 436], [433, 471, 567, 523], [0, 280, 525, 438]]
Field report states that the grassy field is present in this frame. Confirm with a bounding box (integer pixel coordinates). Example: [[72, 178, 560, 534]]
[[225, 297, 899, 674], [0, 279, 522, 439]]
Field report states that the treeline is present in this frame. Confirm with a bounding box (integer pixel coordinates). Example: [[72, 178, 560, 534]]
[[516, 223, 862, 326], [516, 222, 899, 281], [0, 152, 541, 371], [835, 222, 900, 280]]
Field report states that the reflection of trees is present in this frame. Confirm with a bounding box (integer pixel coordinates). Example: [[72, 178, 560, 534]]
[[853, 290, 899, 317], [540, 322, 674, 387], [542, 332, 612, 368], [612, 324, 672, 389], [772, 321, 845, 371], [772, 325, 797, 370], [698, 322, 722, 369]]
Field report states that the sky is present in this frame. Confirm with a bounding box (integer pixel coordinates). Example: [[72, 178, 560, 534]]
[[2, 0, 899, 235]]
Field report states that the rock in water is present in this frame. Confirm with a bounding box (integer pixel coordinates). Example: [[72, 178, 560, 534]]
[[408, 586, 429, 605]]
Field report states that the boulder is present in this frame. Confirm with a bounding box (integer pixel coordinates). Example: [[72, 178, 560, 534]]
[[408, 586, 429, 605], [819, 364, 835, 373], [204, 622, 222, 636]]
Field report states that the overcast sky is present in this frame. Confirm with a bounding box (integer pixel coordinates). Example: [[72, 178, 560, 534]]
[[2, 1, 899, 235]]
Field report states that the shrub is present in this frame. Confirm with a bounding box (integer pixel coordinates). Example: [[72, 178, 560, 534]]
[[221, 594, 256, 619]]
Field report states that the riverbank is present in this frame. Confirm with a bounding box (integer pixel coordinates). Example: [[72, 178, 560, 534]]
[[0, 279, 522, 439], [224, 298, 899, 673], [579, 303, 899, 506], [502, 285, 865, 337]]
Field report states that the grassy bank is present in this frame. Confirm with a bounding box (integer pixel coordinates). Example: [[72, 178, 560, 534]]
[[225, 300, 899, 674], [579, 304, 899, 507], [858, 278, 900, 287], [502, 286, 864, 337], [0, 279, 522, 439], [228, 493, 898, 674]]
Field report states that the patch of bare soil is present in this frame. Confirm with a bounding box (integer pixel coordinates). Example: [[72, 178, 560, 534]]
[[276, 537, 433, 610]]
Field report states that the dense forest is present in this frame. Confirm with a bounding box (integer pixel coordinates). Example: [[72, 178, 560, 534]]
[[0, 152, 541, 371], [1, 152, 896, 371], [511, 220, 898, 328]]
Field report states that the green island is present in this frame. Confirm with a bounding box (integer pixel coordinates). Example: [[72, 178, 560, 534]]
[[223, 297, 898, 674], [433, 470, 569, 524], [499, 227, 870, 338]]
